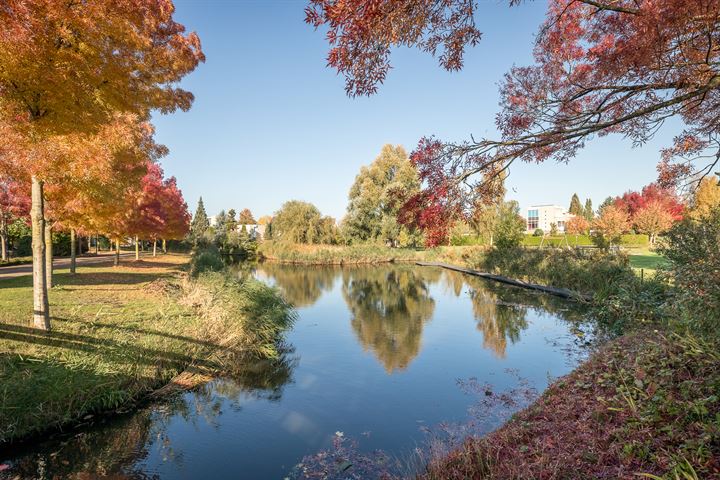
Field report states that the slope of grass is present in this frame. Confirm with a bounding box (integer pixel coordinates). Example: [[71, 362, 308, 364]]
[[0, 254, 294, 445]]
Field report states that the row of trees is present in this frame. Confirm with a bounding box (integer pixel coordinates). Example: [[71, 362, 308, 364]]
[[0, 1, 203, 330]]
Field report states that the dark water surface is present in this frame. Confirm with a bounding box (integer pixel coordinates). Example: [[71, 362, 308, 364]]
[[1, 264, 597, 479]]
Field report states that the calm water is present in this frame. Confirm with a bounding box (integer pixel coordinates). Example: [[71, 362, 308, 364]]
[[1, 264, 596, 479]]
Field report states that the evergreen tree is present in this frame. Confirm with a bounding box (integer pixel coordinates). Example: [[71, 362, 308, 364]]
[[583, 198, 594, 221], [568, 193, 583, 215], [227, 209, 238, 233], [190, 197, 210, 240]]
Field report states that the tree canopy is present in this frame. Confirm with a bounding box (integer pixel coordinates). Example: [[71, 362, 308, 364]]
[[309, 0, 720, 239], [344, 144, 421, 246]]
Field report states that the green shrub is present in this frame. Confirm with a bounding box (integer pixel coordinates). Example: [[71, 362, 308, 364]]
[[533, 229, 544, 237], [475, 247, 666, 331], [190, 245, 224, 276], [658, 210, 720, 334]]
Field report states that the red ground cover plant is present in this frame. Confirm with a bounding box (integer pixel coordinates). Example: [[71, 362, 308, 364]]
[[420, 332, 720, 479]]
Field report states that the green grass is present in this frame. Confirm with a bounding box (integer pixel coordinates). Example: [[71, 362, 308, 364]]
[[0, 254, 294, 445], [0, 255, 33, 267], [629, 248, 669, 273]]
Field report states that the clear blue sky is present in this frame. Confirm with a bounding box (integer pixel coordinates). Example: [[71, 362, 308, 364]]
[[153, 0, 684, 220]]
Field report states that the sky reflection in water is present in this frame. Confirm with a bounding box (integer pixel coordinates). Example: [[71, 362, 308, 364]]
[[2, 265, 595, 480]]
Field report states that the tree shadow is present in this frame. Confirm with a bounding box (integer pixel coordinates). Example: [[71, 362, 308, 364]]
[[51, 316, 219, 350], [0, 323, 217, 371]]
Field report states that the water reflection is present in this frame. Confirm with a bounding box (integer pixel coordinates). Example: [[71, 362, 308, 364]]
[[256, 264, 579, 365], [2, 354, 297, 480], [257, 264, 338, 307], [2, 264, 597, 480], [342, 267, 440, 372]]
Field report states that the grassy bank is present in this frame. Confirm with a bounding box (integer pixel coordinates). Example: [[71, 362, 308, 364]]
[[0, 254, 294, 445], [258, 241, 485, 266], [421, 331, 720, 479]]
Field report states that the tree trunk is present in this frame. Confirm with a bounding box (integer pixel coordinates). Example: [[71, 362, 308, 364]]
[[162, 238, 167, 254], [114, 239, 120, 266], [31, 176, 50, 330], [44, 220, 53, 289], [0, 215, 7, 261], [135, 235, 139, 260], [95, 234, 99, 254], [70, 228, 77, 274], [153, 239, 157, 257]]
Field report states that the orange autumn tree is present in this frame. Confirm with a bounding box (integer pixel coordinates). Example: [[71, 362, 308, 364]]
[[44, 116, 154, 277], [565, 215, 589, 246], [0, 1, 204, 330]]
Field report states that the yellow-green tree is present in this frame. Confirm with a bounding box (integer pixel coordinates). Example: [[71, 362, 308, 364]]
[[344, 144, 421, 247], [689, 177, 720, 221]]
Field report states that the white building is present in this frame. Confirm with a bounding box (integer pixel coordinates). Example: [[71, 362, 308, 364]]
[[526, 205, 574, 233], [238, 224, 266, 240]]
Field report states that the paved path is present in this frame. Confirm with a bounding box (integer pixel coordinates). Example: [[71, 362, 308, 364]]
[[0, 253, 135, 280]]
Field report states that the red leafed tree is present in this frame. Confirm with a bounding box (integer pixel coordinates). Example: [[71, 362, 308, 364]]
[[125, 163, 190, 257], [310, 0, 720, 239], [159, 176, 191, 244], [305, 0, 482, 97], [614, 183, 685, 223], [0, 177, 30, 261]]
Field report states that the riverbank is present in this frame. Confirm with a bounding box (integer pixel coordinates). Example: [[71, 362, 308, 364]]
[[0, 254, 294, 446], [420, 330, 720, 479], [258, 241, 483, 265]]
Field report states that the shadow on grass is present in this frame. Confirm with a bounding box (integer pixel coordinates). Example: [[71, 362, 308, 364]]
[[52, 316, 219, 349], [0, 322, 218, 372]]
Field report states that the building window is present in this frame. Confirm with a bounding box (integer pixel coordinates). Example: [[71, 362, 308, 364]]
[[527, 209, 539, 230]]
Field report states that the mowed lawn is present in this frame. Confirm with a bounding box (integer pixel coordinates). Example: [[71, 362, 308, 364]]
[[0, 254, 215, 444], [628, 248, 669, 275]]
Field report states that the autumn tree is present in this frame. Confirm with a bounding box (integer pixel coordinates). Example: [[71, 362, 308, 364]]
[[345, 145, 421, 246], [614, 183, 684, 223], [592, 205, 629, 248], [568, 194, 582, 216], [309, 0, 720, 241], [0, 0, 204, 329], [689, 176, 720, 220], [238, 209, 256, 225], [634, 201, 674, 245], [565, 215, 589, 245]]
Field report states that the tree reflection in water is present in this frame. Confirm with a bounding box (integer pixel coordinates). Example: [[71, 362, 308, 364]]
[[255, 264, 339, 307], [2, 351, 297, 480], [342, 266, 440, 373]]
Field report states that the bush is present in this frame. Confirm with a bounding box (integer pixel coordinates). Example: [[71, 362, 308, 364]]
[[475, 247, 666, 331], [533, 229, 544, 237], [190, 245, 224, 276], [658, 210, 720, 334]]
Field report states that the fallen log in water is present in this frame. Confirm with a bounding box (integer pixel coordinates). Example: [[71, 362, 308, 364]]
[[415, 262, 592, 302]]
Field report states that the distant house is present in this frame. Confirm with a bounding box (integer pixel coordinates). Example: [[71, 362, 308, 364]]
[[526, 205, 574, 233], [237, 224, 266, 240]]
